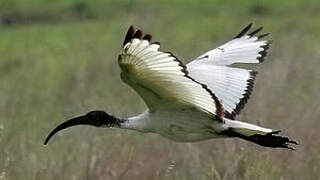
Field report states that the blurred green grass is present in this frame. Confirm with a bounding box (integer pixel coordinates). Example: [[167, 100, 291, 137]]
[[1, 0, 320, 179]]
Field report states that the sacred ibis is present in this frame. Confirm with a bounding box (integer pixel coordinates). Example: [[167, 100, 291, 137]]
[[44, 24, 298, 150]]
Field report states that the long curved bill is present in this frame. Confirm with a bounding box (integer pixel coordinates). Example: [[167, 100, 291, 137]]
[[44, 115, 91, 145]]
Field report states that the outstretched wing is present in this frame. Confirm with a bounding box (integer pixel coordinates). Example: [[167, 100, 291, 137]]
[[187, 23, 271, 119], [118, 26, 224, 121], [188, 23, 271, 66]]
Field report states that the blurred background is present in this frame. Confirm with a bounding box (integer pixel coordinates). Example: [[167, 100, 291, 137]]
[[0, 0, 319, 179]]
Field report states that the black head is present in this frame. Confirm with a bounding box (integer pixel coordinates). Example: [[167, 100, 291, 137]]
[[44, 110, 120, 145], [85, 110, 116, 127]]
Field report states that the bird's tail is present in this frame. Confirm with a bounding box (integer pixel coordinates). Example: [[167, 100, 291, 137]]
[[223, 119, 298, 150]]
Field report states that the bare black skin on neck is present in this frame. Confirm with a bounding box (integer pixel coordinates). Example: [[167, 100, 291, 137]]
[[44, 111, 124, 145]]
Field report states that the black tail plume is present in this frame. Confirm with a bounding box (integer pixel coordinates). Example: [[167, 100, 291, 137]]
[[224, 129, 298, 150]]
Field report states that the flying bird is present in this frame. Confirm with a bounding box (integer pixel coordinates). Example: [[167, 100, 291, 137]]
[[44, 24, 297, 150]]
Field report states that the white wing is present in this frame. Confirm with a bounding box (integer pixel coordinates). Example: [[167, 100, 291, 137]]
[[187, 23, 271, 119], [119, 26, 224, 121], [188, 23, 271, 66], [187, 64, 257, 119]]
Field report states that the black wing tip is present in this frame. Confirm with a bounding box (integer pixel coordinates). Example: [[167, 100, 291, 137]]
[[257, 40, 271, 63], [123, 25, 135, 47], [234, 23, 253, 39], [122, 25, 154, 47], [133, 30, 143, 39], [234, 23, 271, 40], [226, 70, 258, 120], [233, 23, 271, 64], [248, 26, 263, 37], [143, 34, 152, 41], [258, 33, 270, 39]]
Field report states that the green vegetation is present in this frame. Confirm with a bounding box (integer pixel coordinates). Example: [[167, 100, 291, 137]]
[[1, 0, 319, 179]]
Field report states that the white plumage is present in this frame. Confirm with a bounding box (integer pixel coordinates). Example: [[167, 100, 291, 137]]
[[187, 64, 256, 119], [187, 23, 270, 119], [45, 24, 297, 150], [189, 24, 270, 66], [118, 37, 223, 119]]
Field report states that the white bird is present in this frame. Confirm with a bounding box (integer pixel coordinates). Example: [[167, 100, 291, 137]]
[[45, 24, 297, 150]]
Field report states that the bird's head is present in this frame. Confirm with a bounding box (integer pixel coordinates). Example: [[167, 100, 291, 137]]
[[44, 110, 121, 145]]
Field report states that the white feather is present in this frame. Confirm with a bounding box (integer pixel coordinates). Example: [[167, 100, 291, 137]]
[[187, 63, 256, 118], [119, 38, 223, 118], [187, 25, 270, 118]]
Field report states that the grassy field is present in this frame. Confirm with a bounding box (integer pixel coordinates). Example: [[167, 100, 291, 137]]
[[1, 0, 320, 179]]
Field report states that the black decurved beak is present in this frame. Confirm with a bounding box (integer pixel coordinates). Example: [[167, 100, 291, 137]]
[[44, 115, 93, 145]]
